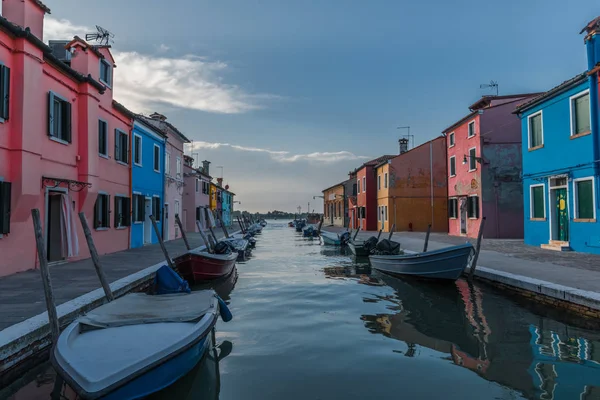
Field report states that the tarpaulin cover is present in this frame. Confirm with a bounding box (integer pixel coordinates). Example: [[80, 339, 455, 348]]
[[154, 265, 191, 295]]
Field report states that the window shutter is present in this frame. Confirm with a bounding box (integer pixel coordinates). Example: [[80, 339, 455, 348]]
[[107, 195, 111, 228], [474, 197, 479, 218], [0, 181, 12, 234], [64, 101, 72, 143], [93, 196, 100, 229], [196, 207, 200, 221], [114, 196, 118, 227], [122, 133, 129, 164], [124, 197, 131, 226], [48, 92, 55, 137], [448, 199, 453, 218], [114, 129, 120, 161], [139, 195, 145, 221], [1, 66, 10, 120]]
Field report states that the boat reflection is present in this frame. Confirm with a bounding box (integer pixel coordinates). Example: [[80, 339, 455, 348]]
[[362, 273, 600, 399], [193, 267, 239, 302]]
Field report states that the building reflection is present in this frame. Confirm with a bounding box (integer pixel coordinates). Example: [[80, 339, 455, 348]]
[[322, 265, 385, 286], [361, 273, 600, 399]]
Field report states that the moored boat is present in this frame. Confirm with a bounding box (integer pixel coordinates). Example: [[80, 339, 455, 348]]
[[223, 237, 251, 261], [347, 240, 370, 256], [320, 230, 350, 246], [174, 248, 237, 284], [369, 243, 474, 281]]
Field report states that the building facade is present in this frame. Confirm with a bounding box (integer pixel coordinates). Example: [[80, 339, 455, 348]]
[[322, 183, 345, 227], [376, 137, 448, 233], [517, 18, 600, 253], [445, 93, 539, 239], [352, 155, 395, 231], [131, 118, 166, 248], [182, 157, 212, 232], [221, 189, 235, 227], [0, 0, 133, 276]]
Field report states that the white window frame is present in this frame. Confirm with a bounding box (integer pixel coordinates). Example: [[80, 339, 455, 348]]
[[468, 147, 477, 172], [363, 177, 366, 193], [468, 194, 479, 219], [377, 175, 381, 190], [99, 59, 112, 88], [467, 121, 475, 138], [449, 132, 455, 147], [176, 157, 182, 180], [165, 151, 171, 176], [573, 177, 596, 220], [449, 156, 456, 177], [448, 197, 458, 219], [153, 144, 161, 173], [529, 184, 546, 219], [527, 110, 544, 149], [133, 133, 142, 167], [569, 89, 591, 137]]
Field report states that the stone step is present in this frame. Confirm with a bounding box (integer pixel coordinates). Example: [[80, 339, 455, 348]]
[[541, 242, 572, 252]]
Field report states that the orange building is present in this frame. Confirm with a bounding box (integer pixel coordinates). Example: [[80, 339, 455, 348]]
[[322, 183, 345, 227], [375, 137, 448, 232]]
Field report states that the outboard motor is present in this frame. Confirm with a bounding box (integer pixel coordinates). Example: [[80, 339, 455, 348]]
[[363, 236, 379, 254], [214, 241, 233, 255], [340, 231, 351, 245], [372, 239, 401, 255]]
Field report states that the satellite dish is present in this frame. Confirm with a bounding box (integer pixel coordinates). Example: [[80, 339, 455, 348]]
[[85, 25, 115, 46]]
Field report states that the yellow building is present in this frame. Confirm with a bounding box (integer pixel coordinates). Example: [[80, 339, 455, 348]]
[[375, 162, 392, 232], [209, 182, 218, 210]]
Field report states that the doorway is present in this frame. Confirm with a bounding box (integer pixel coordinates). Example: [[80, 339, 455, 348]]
[[549, 176, 569, 242], [46, 190, 66, 263], [144, 198, 152, 244], [460, 197, 467, 235], [163, 203, 169, 241]]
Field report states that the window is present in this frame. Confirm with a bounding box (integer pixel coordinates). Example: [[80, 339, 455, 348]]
[[176, 157, 182, 179], [48, 92, 71, 143], [93, 193, 110, 229], [165, 152, 171, 175], [384, 173, 388, 188], [338, 202, 341, 217], [0, 180, 11, 235], [99, 59, 112, 87], [384, 206, 388, 221], [528, 112, 543, 149], [334, 203, 337, 218], [196, 179, 199, 193], [174, 200, 180, 219], [133, 134, 142, 166], [115, 129, 129, 163], [574, 178, 595, 220], [202, 181, 209, 195], [468, 121, 475, 137], [132, 194, 145, 223], [357, 180, 360, 194], [468, 148, 477, 171], [153, 144, 160, 172], [530, 185, 545, 219], [571, 91, 591, 136], [378, 206, 381, 221], [0, 64, 10, 121], [449, 156, 456, 177], [114, 196, 131, 228], [449, 132, 455, 147], [152, 197, 161, 222], [377, 175, 381, 190], [363, 177, 366, 193], [448, 198, 458, 219], [98, 120, 108, 157], [467, 196, 479, 219]]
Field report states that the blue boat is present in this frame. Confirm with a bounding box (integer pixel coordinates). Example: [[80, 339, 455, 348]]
[[51, 266, 232, 400], [320, 231, 350, 246], [302, 226, 319, 237]]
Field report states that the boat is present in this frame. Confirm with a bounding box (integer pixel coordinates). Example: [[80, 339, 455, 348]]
[[222, 237, 251, 261], [174, 248, 237, 284], [347, 240, 370, 256], [52, 266, 233, 400], [369, 243, 474, 281], [320, 230, 350, 246], [303, 225, 320, 237], [259, 219, 267, 227], [295, 220, 306, 232]]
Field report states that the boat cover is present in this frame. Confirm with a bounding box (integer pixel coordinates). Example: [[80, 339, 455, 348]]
[[78, 291, 216, 331]]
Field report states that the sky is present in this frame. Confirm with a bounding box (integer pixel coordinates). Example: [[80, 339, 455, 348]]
[[32, 0, 600, 212]]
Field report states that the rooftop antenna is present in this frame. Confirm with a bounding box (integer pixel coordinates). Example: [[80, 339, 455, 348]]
[[85, 25, 115, 46], [480, 80, 499, 96]]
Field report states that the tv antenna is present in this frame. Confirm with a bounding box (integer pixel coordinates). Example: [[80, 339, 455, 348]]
[[480, 80, 499, 96], [85, 25, 115, 46]]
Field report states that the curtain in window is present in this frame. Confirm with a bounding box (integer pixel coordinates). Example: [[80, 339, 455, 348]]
[[59, 193, 79, 258], [574, 94, 590, 134]]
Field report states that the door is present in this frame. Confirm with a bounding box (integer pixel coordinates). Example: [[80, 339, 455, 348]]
[[460, 198, 467, 235], [555, 188, 569, 241], [163, 203, 169, 241], [47, 192, 65, 262], [144, 198, 152, 244]]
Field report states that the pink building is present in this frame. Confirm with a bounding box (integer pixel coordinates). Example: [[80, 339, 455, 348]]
[[445, 94, 540, 239], [137, 113, 190, 241], [182, 157, 212, 232], [0, 0, 133, 276]]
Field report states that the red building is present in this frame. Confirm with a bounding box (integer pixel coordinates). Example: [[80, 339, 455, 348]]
[[350, 155, 395, 231]]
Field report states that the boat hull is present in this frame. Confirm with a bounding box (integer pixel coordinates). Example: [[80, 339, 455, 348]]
[[369, 244, 474, 281], [174, 252, 237, 284], [348, 241, 369, 256], [321, 235, 341, 246]]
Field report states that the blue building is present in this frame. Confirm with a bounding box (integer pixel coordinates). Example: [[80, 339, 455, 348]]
[[131, 117, 166, 248], [221, 189, 235, 227], [517, 18, 600, 253]]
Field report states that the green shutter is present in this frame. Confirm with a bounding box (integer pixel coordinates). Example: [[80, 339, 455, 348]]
[[1, 65, 10, 120], [64, 101, 72, 143], [115, 129, 120, 161], [124, 197, 131, 226], [532, 186, 545, 218], [48, 92, 55, 137], [574, 94, 590, 135], [0, 181, 11, 234], [93, 195, 100, 229], [576, 180, 594, 219]]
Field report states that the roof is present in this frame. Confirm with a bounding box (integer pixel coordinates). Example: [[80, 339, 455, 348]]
[[0, 16, 105, 93], [112, 100, 135, 119], [514, 73, 588, 114], [322, 181, 345, 193], [67, 36, 106, 60], [468, 93, 543, 112], [374, 136, 446, 168], [137, 115, 191, 144], [351, 155, 395, 174], [33, 0, 51, 13], [133, 115, 167, 138], [580, 16, 600, 35]]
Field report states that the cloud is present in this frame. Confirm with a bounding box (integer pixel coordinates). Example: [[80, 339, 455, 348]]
[[188, 141, 369, 164], [157, 44, 170, 53], [43, 18, 277, 114]]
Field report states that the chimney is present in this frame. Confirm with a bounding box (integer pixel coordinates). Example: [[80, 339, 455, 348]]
[[398, 138, 409, 154], [150, 112, 167, 121], [217, 177, 223, 187], [2, 0, 50, 40], [202, 160, 210, 176]]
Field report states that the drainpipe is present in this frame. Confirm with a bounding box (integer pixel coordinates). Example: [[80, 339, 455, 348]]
[[586, 33, 600, 206], [430, 141, 434, 229], [129, 124, 133, 249]]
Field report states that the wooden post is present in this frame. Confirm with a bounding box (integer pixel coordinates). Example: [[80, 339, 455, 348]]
[[216, 210, 230, 238], [150, 215, 176, 270], [196, 220, 214, 253], [316, 216, 324, 235], [353, 226, 361, 240], [423, 224, 432, 253], [31, 209, 60, 343], [469, 217, 486, 279], [174, 214, 191, 250], [376, 229, 382, 242], [388, 224, 396, 240], [204, 208, 220, 243], [78, 212, 114, 302], [237, 216, 246, 234]]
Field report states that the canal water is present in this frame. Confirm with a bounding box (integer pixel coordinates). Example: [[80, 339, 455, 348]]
[[6, 221, 600, 400]]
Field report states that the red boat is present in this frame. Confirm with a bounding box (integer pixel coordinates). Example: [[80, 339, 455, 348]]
[[174, 249, 237, 284]]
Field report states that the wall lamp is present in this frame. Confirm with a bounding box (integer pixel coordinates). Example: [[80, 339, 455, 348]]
[[463, 154, 485, 165]]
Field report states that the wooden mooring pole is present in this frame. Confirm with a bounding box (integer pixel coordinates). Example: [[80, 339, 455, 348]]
[[150, 215, 176, 270], [469, 217, 486, 280], [204, 209, 220, 244], [31, 209, 60, 343], [175, 213, 191, 250], [376, 229, 383, 242], [237, 216, 246, 234], [316, 216, 324, 235], [216, 211, 230, 238], [423, 224, 432, 253], [388, 224, 396, 241], [196, 220, 214, 253], [78, 212, 114, 302], [353, 226, 361, 241]]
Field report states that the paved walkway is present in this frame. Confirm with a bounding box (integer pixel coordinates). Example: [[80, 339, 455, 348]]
[[0, 231, 227, 332], [323, 227, 600, 294]]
